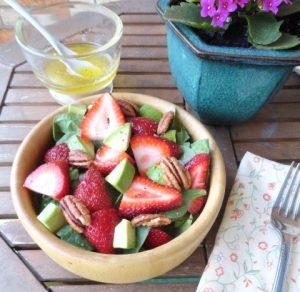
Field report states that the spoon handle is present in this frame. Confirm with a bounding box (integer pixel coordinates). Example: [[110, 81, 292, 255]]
[[5, 0, 73, 55]]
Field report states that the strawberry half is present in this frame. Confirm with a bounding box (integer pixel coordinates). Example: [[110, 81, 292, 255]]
[[24, 161, 69, 200], [44, 143, 69, 163], [188, 196, 207, 215], [144, 228, 173, 249], [93, 145, 135, 176], [184, 153, 210, 215], [184, 153, 210, 189], [74, 168, 112, 212], [119, 176, 182, 218], [129, 117, 158, 136], [84, 208, 120, 254], [80, 93, 125, 140], [130, 134, 182, 176]]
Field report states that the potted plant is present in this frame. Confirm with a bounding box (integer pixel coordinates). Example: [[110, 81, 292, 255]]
[[157, 0, 300, 125]]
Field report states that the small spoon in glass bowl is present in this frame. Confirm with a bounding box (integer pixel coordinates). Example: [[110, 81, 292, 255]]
[[6, 0, 99, 77]]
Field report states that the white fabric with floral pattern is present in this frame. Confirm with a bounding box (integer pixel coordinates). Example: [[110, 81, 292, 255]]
[[197, 152, 300, 292]]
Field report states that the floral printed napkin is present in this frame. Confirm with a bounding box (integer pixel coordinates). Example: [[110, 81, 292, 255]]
[[197, 152, 300, 292]]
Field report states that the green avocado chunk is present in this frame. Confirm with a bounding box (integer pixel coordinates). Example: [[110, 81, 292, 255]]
[[103, 123, 131, 152], [113, 219, 136, 249], [67, 135, 95, 158], [37, 202, 66, 233], [105, 158, 135, 193]]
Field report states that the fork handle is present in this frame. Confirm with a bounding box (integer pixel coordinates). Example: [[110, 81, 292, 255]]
[[272, 241, 291, 292]]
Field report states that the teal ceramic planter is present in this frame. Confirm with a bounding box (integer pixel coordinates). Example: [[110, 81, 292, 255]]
[[157, 0, 300, 125]]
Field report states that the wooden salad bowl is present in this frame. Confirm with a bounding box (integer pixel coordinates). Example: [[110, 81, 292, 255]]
[[10, 92, 226, 283]]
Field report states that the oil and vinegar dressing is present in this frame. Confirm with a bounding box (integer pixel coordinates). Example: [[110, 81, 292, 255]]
[[42, 43, 119, 95]]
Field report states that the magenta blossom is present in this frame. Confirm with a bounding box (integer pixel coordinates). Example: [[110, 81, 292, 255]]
[[236, 0, 250, 8], [200, 0, 217, 17], [219, 0, 238, 12], [262, 0, 282, 14], [211, 9, 229, 27]]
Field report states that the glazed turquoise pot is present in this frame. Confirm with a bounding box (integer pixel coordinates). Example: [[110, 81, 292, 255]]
[[157, 0, 300, 125]]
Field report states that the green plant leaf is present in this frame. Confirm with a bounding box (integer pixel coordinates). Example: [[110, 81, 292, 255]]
[[175, 214, 193, 235], [278, 0, 300, 16], [164, 2, 213, 30], [253, 33, 300, 50], [69, 167, 80, 189], [179, 139, 210, 164], [39, 195, 58, 212], [179, 143, 196, 164], [164, 189, 206, 219], [176, 128, 191, 145], [191, 139, 209, 154], [246, 13, 282, 45], [125, 226, 150, 253], [56, 225, 94, 251], [162, 130, 177, 143]]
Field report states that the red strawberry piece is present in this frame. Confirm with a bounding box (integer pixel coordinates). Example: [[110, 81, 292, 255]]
[[44, 143, 69, 163], [80, 93, 125, 140], [119, 176, 182, 218], [129, 117, 158, 136], [144, 228, 173, 249], [184, 153, 210, 189], [74, 168, 112, 212], [24, 161, 69, 200], [84, 208, 120, 254], [130, 134, 182, 176], [188, 195, 207, 215], [93, 145, 135, 176]]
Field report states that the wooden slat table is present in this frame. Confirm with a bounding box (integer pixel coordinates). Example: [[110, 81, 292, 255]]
[[0, 0, 299, 291]]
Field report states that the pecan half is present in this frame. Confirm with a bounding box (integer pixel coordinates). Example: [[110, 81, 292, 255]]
[[60, 195, 91, 233], [117, 99, 139, 117], [157, 111, 174, 135], [69, 150, 92, 168], [160, 157, 191, 191], [131, 214, 172, 227]]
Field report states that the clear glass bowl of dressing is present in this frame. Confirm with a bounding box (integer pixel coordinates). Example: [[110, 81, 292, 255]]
[[15, 2, 123, 104]]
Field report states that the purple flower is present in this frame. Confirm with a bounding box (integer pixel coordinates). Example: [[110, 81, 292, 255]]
[[211, 9, 229, 27], [219, 0, 238, 12], [262, 0, 282, 14], [200, 0, 217, 17], [236, 0, 250, 8]]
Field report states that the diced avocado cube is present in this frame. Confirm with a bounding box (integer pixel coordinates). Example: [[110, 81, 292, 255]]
[[68, 103, 87, 116], [162, 130, 177, 143], [37, 202, 66, 233], [67, 135, 94, 158], [103, 123, 131, 152], [139, 104, 163, 122], [113, 219, 136, 249], [105, 158, 135, 193], [146, 165, 165, 185]]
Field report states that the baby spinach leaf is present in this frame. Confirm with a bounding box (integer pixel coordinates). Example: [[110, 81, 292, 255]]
[[124, 226, 150, 254], [56, 225, 94, 251], [69, 168, 80, 189], [180, 139, 210, 164], [146, 165, 165, 185], [175, 214, 193, 235], [164, 189, 206, 219], [40, 195, 58, 212], [179, 143, 196, 164], [191, 139, 209, 154], [162, 130, 177, 143], [176, 128, 191, 145]]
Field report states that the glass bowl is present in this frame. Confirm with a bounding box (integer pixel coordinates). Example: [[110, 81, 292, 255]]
[[15, 2, 123, 104]]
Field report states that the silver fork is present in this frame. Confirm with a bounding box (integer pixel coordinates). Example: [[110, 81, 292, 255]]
[[271, 162, 300, 292]]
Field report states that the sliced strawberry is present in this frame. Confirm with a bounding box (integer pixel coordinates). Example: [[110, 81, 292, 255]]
[[44, 143, 69, 163], [119, 176, 182, 218], [130, 134, 182, 176], [74, 168, 112, 212], [144, 228, 173, 249], [80, 93, 125, 140], [93, 145, 135, 176], [184, 153, 210, 189], [24, 161, 69, 200], [188, 195, 207, 215], [184, 153, 209, 215], [129, 117, 158, 136], [84, 208, 120, 254]]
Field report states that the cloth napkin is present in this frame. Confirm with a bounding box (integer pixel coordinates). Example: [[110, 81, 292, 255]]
[[197, 152, 300, 292]]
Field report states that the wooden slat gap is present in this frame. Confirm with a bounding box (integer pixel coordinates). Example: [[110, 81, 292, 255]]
[[123, 33, 166, 37], [232, 137, 300, 143]]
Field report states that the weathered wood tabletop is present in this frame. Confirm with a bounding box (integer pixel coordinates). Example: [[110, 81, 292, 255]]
[[0, 0, 300, 291]]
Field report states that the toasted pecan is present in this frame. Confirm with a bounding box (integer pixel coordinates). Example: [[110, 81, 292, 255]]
[[157, 111, 174, 135], [117, 99, 139, 117], [69, 150, 93, 169], [131, 214, 172, 227]]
